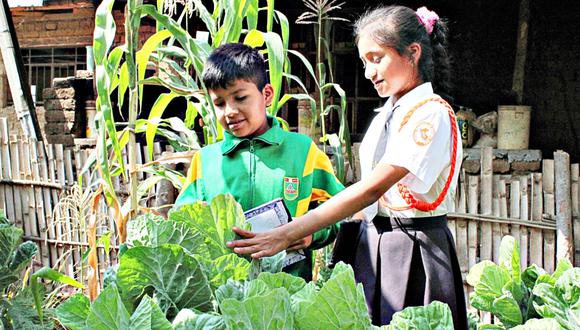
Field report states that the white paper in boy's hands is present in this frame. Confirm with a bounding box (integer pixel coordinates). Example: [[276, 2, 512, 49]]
[[243, 198, 306, 268]]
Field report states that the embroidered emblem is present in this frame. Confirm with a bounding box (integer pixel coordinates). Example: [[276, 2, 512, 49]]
[[283, 177, 299, 201], [413, 122, 435, 146]]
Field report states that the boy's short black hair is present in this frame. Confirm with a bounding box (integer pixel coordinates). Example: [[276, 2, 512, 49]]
[[202, 43, 268, 91]]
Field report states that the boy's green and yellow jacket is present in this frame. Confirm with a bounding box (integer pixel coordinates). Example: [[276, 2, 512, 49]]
[[175, 117, 344, 280]]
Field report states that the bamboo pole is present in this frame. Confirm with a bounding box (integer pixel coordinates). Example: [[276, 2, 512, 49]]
[[54, 144, 73, 277], [554, 151, 573, 263], [480, 147, 493, 261], [543, 159, 555, 219], [520, 175, 529, 268], [30, 139, 50, 268], [9, 135, 22, 230], [0, 118, 16, 222], [499, 178, 510, 244], [47, 144, 64, 270], [530, 173, 543, 267], [492, 176, 501, 262], [572, 164, 579, 265], [0, 128, 4, 214], [64, 148, 81, 279], [468, 175, 479, 270], [543, 159, 556, 272], [510, 179, 521, 244], [22, 138, 39, 239], [37, 141, 57, 268]]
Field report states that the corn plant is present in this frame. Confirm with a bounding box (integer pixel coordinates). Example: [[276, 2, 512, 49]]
[[91, 0, 318, 248], [296, 0, 352, 183]]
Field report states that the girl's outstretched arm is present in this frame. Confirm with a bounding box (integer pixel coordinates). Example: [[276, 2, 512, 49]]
[[227, 163, 409, 258]]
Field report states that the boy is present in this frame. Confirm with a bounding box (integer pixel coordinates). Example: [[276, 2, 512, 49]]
[[174, 43, 344, 281]]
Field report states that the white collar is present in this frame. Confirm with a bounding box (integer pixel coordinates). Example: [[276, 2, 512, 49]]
[[374, 82, 435, 113]]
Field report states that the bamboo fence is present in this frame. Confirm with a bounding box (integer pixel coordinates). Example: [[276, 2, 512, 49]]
[[449, 147, 579, 311], [0, 118, 180, 286], [0, 118, 578, 301]]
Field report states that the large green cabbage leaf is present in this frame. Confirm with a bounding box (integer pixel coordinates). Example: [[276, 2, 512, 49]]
[[533, 268, 580, 330], [172, 309, 226, 330], [117, 244, 213, 316], [169, 194, 248, 259], [386, 300, 454, 330], [220, 288, 293, 329], [126, 213, 204, 255], [293, 262, 372, 329]]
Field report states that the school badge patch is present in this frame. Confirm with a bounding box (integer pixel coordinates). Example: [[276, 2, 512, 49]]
[[283, 177, 299, 201], [413, 121, 435, 146]]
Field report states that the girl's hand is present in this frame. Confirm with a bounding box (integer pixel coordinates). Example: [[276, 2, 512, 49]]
[[287, 235, 312, 251], [227, 226, 292, 259]]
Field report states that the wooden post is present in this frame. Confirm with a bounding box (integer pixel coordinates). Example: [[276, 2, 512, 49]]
[[480, 147, 493, 261], [468, 175, 479, 270], [543, 159, 556, 273], [511, 179, 521, 244], [572, 164, 579, 266], [38, 141, 57, 268], [530, 173, 543, 267], [520, 175, 529, 268], [543, 160, 555, 218], [554, 151, 573, 263], [47, 144, 63, 267], [0, 118, 15, 222], [9, 135, 22, 230], [512, 0, 530, 104], [30, 140, 50, 268]]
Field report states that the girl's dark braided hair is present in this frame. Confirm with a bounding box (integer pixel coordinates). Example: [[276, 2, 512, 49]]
[[354, 5, 452, 100]]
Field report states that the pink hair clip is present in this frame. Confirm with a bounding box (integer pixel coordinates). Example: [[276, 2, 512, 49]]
[[416, 6, 439, 35]]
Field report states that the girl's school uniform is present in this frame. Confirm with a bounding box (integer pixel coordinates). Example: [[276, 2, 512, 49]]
[[355, 83, 468, 329]]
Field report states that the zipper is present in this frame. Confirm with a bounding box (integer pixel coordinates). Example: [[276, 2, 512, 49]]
[[249, 140, 255, 206]]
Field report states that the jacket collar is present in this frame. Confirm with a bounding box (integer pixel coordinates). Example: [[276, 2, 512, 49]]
[[221, 116, 284, 155]]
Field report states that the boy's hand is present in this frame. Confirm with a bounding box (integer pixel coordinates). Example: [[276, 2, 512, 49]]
[[287, 235, 312, 251]]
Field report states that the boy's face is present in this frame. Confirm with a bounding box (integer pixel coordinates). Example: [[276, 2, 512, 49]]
[[210, 79, 273, 138]]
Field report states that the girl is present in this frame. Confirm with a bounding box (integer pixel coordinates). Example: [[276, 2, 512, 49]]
[[227, 5, 468, 329]]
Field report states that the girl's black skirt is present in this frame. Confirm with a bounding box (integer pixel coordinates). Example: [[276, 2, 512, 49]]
[[343, 215, 468, 329]]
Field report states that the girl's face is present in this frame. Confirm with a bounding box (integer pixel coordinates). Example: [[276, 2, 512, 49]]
[[357, 34, 420, 102]]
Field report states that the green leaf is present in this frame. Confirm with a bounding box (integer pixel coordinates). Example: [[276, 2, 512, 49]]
[[294, 262, 372, 329], [55, 294, 91, 330], [87, 285, 131, 330], [532, 283, 568, 321], [471, 265, 511, 312], [137, 29, 173, 105], [202, 253, 251, 290], [499, 235, 521, 279], [117, 244, 213, 316], [97, 231, 112, 255], [172, 309, 226, 330], [555, 268, 580, 307], [8, 240, 37, 272], [32, 267, 84, 288], [215, 279, 250, 305], [221, 288, 293, 330], [388, 301, 455, 329], [6, 286, 53, 330], [511, 318, 561, 330], [129, 295, 173, 330], [255, 272, 306, 295], [477, 325, 505, 330], [492, 294, 523, 327], [146, 92, 180, 158], [243, 29, 264, 48], [118, 62, 129, 109], [0, 225, 23, 266], [552, 259, 574, 282], [522, 264, 546, 289], [169, 194, 248, 259]]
